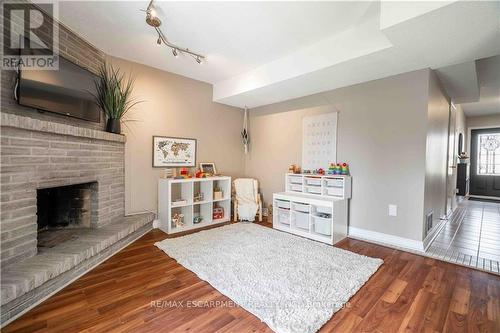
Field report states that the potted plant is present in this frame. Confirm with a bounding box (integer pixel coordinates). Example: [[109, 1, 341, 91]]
[[93, 63, 142, 134]]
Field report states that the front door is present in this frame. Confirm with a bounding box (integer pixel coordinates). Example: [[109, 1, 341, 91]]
[[470, 128, 500, 197]]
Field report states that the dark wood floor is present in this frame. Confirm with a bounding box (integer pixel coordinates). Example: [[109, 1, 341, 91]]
[[4, 222, 500, 333]]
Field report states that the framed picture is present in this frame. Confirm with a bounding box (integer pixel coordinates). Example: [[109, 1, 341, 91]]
[[200, 162, 217, 175], [152, 136, 196, 168]]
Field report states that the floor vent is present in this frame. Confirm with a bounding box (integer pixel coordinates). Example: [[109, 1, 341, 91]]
[[425, 212, 433, 236]]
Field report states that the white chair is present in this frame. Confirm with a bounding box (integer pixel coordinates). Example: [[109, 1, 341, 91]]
[[233, 178, 263, 222]]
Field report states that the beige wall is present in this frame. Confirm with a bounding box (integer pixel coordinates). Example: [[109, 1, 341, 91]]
[[422, 70, 449, 238], [246, 69, 430, 241], [109, 56, 245, 214]]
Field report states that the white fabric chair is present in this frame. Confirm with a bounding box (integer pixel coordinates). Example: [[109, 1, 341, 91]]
[[233, 178, 263, 222]]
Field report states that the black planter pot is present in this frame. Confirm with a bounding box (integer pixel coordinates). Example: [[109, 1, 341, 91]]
[[106, 118, 121, 134]]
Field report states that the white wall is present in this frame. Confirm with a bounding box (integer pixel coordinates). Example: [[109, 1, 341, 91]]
[[422, 70, 450, 236], [245, 69, 430, 242], [109, 56, 245, 215]]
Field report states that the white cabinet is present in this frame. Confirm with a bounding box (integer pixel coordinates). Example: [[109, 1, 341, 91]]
[[158, 177, 231, 234], [275, 173, 350, 245], [273, 192, 348, 245]]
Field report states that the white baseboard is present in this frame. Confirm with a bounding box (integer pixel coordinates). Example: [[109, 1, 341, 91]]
[[422, 218, 447, 251], [348, 226, 425, 252]]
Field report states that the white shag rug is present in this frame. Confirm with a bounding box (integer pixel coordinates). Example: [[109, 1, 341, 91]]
[[155, 223, 382, 333]]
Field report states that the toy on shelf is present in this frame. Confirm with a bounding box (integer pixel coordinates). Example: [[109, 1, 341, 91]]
[[213, 206, 224, 220], [312, 168, 324, 175], [288, 164, 302, 174], [193, 192, 204, 202], [179, 167, 192, 179], [171, 213, 184, 228], [341, 163, 349, 175], [214, 186, 223, 200], [193, 215, 203, 224], [195, 169, 206, 178]]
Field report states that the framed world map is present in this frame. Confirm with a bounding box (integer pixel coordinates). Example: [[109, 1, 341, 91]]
[[152, 136, 197, 168]]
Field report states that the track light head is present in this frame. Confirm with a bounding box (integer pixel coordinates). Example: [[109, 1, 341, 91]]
[[146, 9, 161, 27], [172, 48, 178, 57], [196, 56, 202, 64], [157, 36, 162, 45]]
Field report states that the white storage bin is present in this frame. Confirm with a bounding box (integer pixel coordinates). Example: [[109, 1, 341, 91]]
[[326, 187, 343, 196], [306, 187, 322, 195], [276, 200, 290, 209], [326, 179, 343, 187], [278, 210, 290, 225], [290, 184, 303, 192], [314, 217, 331, 235], [292, 202, 309, 213], [305, 177, 322, 186], [288, 176, 303, 185], [292, 212, 309, 230]]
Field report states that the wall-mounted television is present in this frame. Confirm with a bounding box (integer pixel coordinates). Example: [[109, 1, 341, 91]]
[[17, 47, 101, 123]]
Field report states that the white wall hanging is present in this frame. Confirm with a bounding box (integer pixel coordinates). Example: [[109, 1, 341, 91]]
[[242, 106, 250, 154], [302, 112, 338, 171]]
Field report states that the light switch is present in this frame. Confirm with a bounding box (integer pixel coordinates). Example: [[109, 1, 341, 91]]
[[388, 204, 398, 217]]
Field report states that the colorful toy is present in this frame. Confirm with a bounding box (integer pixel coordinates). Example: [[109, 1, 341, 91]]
[[341, 163, 349, 175], [179, 167, 192, 178], [193, 215, 203, 224], [213, 207, 224, 220]]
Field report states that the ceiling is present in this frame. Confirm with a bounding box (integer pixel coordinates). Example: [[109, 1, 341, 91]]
[[457, 56, 500, 117], [56, 1, 500, 109]]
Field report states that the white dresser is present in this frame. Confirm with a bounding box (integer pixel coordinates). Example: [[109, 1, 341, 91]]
[[273, 174, 351, 245]]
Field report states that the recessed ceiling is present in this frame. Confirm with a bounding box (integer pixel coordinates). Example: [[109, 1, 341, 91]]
[[459, 56, 500, 117], [56, 0, 500, 109]]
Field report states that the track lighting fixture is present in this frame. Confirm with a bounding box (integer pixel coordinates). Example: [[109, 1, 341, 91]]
[[144, 0, 205, 64]]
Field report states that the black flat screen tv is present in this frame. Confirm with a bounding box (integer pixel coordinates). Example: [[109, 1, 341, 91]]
[[17, 47, 101, 123]]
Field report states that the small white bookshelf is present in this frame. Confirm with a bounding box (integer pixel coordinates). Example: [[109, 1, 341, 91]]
[[158, 176, 231, 234], [285, 173, 351, 199]]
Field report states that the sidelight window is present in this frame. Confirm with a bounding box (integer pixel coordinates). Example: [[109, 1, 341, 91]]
[[477, 133, 500, 175]]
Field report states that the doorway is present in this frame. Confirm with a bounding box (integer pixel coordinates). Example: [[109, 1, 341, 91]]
[[470, 128, 500, 197]]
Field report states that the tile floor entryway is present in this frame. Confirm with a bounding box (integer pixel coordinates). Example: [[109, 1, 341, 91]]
[[427, 198, 500, 274]]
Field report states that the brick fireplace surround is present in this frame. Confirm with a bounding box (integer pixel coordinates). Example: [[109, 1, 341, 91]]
[[0, 113, 155, 324], [0, 2, 154, 325]]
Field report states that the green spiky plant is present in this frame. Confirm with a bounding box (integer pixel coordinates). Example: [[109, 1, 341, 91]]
[[92, 63, 142, 134]]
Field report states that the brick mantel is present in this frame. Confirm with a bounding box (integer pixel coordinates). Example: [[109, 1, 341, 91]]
[[1, 113, 125, 143]]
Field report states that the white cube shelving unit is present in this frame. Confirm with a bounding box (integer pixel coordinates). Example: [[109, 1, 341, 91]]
[[274, 173, 351, 245], [158, 176, 231, 234]]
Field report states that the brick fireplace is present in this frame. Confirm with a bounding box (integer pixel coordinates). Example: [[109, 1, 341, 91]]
[[0, 114, 154, 324], [0, 113, 126, 267]]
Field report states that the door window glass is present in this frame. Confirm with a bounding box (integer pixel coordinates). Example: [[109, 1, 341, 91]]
[[477, 133, 500, 175]]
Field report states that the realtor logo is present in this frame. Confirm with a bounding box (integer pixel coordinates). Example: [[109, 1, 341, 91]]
[[2, 1, 59, 70]]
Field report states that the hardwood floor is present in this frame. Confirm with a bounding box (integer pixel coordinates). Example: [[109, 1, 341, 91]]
[[4, 222, 500, 333]]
